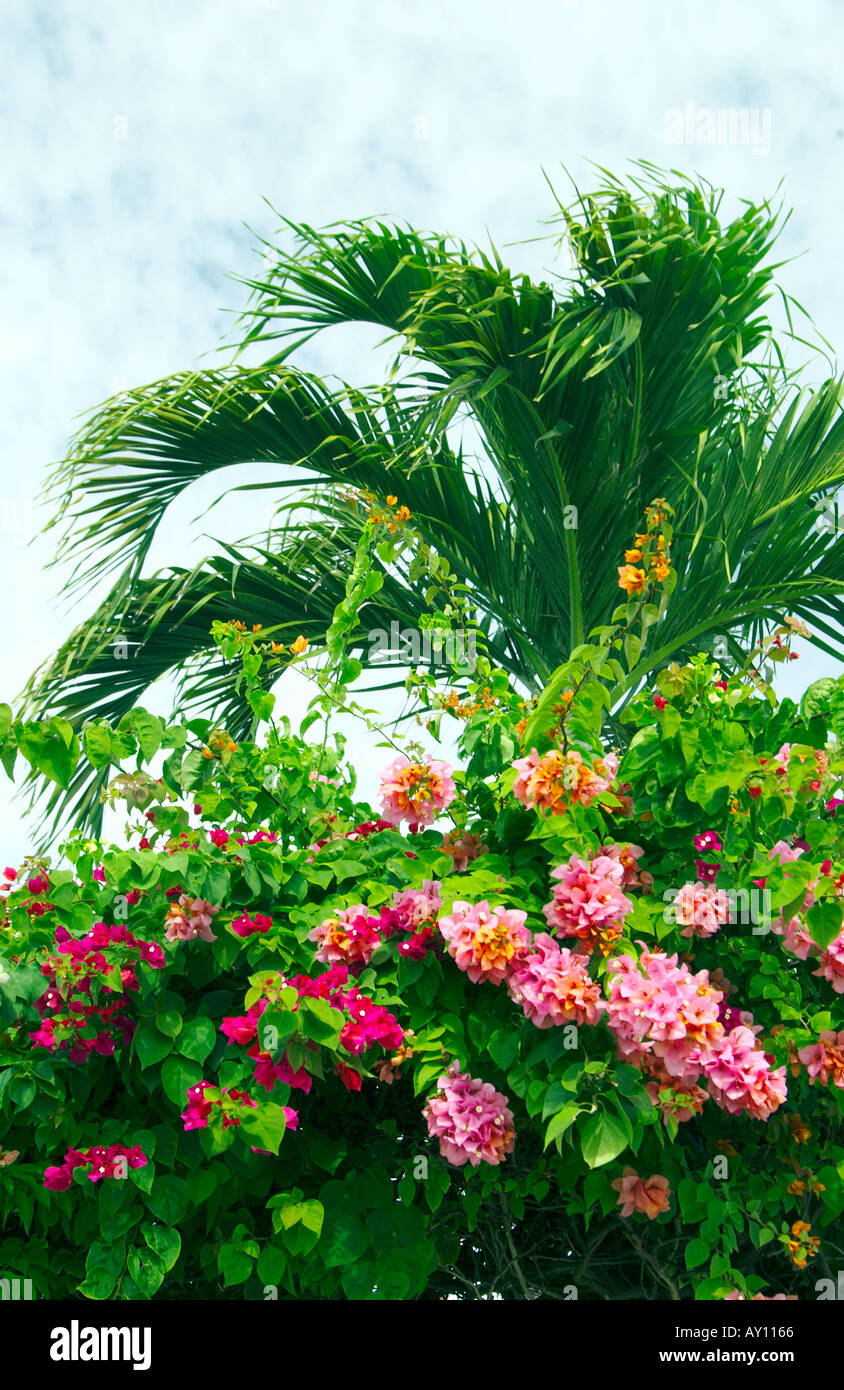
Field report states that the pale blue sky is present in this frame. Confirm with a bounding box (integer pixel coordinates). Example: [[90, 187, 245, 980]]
[[2, 0, 843, 863]]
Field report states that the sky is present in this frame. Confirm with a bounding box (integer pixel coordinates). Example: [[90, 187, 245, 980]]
[[1, 0, 844, 864]]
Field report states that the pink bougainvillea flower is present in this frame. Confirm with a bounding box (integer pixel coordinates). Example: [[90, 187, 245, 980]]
[[599, 843, 653, 891], [439, 830, 487, 873], [769, 839, 804, 865], [543, 854, 632, 955], [697, 1025, 787, 1121], [513, 748, 618, 815], [507, 933, 604, 1028], [603, 944, 723, 1077], [392, 880, 443, 928], [673, 881, 731, 938], [309, 905, 382, 966], [814, 932, 844, 992], [798, 1031, 844, 1089], [438, 900, 530, 985], [423, 1061, 515, 1167], [611, 1167, 671, 1219], [377, 754, 455, 827], [164, 895, 220, 943]]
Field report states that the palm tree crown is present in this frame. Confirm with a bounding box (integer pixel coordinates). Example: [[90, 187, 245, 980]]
[[25, 166, 844, 832]]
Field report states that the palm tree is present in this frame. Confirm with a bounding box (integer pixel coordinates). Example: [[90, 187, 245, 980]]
[[24, 165, 844, 832]]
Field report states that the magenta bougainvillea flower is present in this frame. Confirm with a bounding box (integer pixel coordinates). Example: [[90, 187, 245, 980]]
[[29, 922, 164, 1063], [230, 911, 273, 939], [180, 1081, 258, 1131], [43, 1143, 148, 1190], [423, 1061, 515, 1167], [693, 831, 723, 853]]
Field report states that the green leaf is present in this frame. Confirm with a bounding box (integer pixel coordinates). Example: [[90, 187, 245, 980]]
[[218, 1244, 254, 1286], [176, 1016, 217, 1064], [160, 1054, 204, 1107], [145, 1176, 189, 1225], [248, 689, 276, 723], [298, 996, 344, 1048], [155, 1009, 183, 1039], [807, 898, 844, 950], [579, 1109, 632, 1168], [134, 1023, 174, 1070], [241, 1102, 289, 1155], [127, 1245, 165, 1296], [544, 1103, 582, 1150], [141, 1223, 181, 1272], [685, 1237, 710, 1269]]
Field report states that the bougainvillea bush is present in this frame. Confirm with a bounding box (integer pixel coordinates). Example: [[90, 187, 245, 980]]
[[4, 515, 844, 1300]]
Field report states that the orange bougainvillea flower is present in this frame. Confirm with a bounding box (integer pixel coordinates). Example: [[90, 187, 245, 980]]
[[618, 564, 646, 594], [611, 1168, 671, 1219], [651, 559, 671, 582], [386, 495, 398, 506], [624, 548, 643, 563], [289, 635, 309, 655], [394, 505, 411, 522]]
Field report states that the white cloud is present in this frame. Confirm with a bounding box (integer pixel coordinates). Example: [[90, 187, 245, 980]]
[[1, 0, 843, 862]]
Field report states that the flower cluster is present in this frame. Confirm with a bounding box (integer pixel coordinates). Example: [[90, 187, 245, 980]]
[[422, 1061, 515, 1167], [378, 754, 456, 827], [798, 1031, 844, 1089], [672, 881, 732, 938], [438, 900, 531, 985], [785, 1221, 820, 1268], [309, 882, 443, 969], [164, 895, 220, 944], [439, 829, 487, 873], [617, 498, 674, 594], [181, 1080, 262, 1131], [221, 963, 404, 1098], [506, 933, 605, 1028], [309, 905, 383, 967], [605, 945, 787, 1121], [611, 1167, 671, 1219], [230, 911, 273, 940], [30, 922, 165, 1062], [43, 1143, 148, 1191], [513, 748, 619, 815], [542, 852, 632, 956]]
